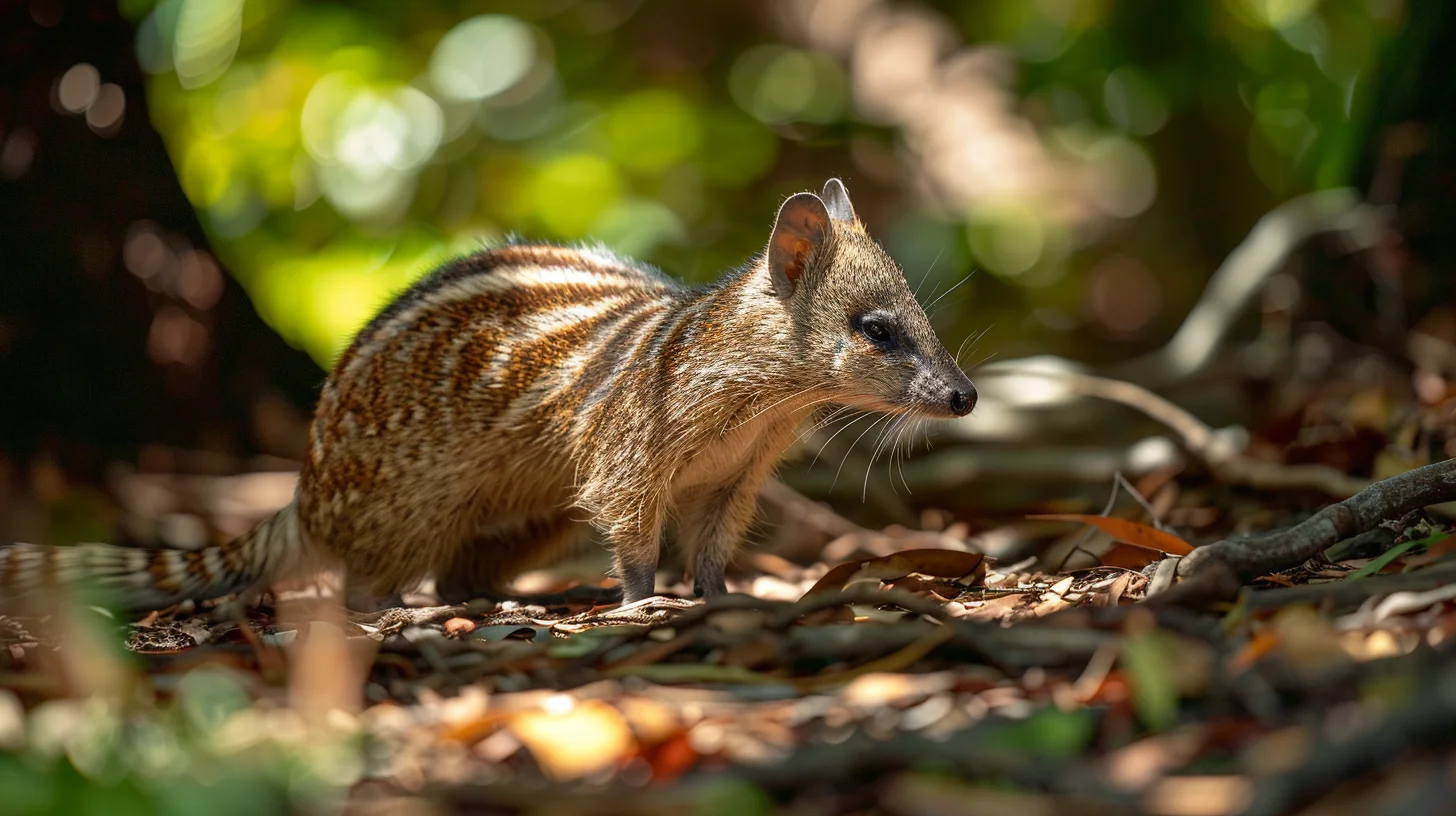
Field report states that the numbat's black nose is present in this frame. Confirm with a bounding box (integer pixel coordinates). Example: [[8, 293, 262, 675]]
[[949, 387, 976, 416]]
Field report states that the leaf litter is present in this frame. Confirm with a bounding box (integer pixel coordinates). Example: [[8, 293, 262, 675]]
[[5, 452, 1456, 814]]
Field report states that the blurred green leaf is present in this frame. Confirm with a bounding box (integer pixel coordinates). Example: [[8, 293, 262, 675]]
[[1121, 631, 1180, 732], [692, 777, 772, 816], [981, 707, 1097, 758]]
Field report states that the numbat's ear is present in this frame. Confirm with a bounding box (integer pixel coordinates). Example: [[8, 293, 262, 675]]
[[821, 178, 858, 223], [768, 191, 831, 300]]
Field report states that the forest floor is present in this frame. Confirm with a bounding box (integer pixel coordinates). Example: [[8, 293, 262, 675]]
[[4, 440, 1456, 816]]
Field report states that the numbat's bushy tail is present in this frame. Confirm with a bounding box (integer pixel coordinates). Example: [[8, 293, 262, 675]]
[[0, 179, 976, 614], [0, 504, 299, 611]]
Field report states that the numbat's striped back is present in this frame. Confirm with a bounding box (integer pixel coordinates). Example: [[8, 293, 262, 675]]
[[1, 179, 978, 612]]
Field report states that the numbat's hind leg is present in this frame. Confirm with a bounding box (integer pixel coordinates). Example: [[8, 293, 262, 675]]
[[434, 515, 589, 604]]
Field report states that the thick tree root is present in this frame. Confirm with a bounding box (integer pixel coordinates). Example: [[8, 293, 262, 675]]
[[1163, 459, 1456, 607]]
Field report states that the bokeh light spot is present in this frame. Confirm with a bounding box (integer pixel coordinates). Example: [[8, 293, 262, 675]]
[[532, 154, 622, 237], [729, 45, 846, 124], [124, 223, 174, 285], [56, 63, 100, 114], [591, 198, 687, 258], [1229, 0, 1318, 29], [429, 15, 536, 103], [1086, 255, 1161, 337], [968, 202, 1046, 278], [86, 84, 127, 135], [173, 0, 245, 89], [179, 138, 234, 207], [890, 213, 971, 296], [177, 249, 225, 310], [148, 305, 209, 367], [700, 109, 777, 187], [1085, 136, 1157, 218], [605, 90, 702, 174], [1103, 67, 1167, 136]]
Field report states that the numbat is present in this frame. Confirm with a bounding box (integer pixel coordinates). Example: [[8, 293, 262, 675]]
[[1, 179, 976, 611]]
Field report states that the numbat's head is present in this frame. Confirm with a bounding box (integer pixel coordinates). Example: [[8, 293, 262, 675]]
[[765, 179, 977, 419]]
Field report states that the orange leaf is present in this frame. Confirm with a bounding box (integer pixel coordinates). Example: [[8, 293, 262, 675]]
[[1028, 514, 1194, 556], [1102, 544, 1159, 570], [1229, 630, 1281, 673], [804, 549, 986, 597], [643, 730, 698, 782]]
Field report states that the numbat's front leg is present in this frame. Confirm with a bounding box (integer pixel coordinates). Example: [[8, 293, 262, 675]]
[[679, 476, 761, 598], [607, 515, 663, 605]]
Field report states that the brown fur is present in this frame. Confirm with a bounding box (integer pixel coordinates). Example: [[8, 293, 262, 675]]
[[0, 179, 976, 611]]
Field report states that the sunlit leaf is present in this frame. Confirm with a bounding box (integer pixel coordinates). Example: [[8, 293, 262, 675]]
[[1027, 514, 1194, 556], [508, 699, 636, 781]]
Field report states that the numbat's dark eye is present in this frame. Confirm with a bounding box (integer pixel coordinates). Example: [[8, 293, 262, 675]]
[[859, 314, 895, 347]]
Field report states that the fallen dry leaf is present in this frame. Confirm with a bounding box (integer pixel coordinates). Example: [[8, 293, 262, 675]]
[[1101, 572, 1134, 606], [1101, 543, 1160, 570], [804, 549, 986, 597], [957, 593, 1027, 621], [1027, 514, 1194, 556]]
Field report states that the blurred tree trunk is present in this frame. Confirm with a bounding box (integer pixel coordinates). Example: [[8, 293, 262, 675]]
[[0, 0, 321, 484], [1349, 1, 1456, 342]]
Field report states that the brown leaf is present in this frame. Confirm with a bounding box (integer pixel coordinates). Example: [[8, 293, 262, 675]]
[[803, 549, 985, 597], [1029, 595, 1072, 617], [1097, 572, 1134, 607], [1027, 514, 1194, 556], [1046, 575, 1076, 598], [957, 593, 1027, 621]]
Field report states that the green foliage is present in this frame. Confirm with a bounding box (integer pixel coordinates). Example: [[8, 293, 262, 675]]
[[0, 666, 354, 816], [124, 0, 1403, 367]]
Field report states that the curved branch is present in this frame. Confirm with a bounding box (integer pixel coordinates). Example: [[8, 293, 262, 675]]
[[1176, 457, 1456, 580], [1109, 188, 1384, 387]]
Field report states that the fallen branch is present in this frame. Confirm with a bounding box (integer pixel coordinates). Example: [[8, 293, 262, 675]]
[[1109, 188, 1384, 388], [783, 442, 1182, 495], [956, 191, 1384, 441], [978, 369, 1369, 498], [1176, 458, 1456, 582]]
